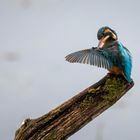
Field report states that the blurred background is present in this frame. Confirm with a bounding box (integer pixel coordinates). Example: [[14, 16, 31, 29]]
[[0, 0, 139, 140]]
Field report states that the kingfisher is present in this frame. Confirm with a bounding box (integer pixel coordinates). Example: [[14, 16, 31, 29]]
[[65, 26, 132, 83]]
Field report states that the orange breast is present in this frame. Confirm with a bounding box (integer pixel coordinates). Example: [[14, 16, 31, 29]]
[[109, 66, 122, 75]]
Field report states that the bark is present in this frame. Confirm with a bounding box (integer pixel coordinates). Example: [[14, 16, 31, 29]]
[[14, 74, 134, 140]]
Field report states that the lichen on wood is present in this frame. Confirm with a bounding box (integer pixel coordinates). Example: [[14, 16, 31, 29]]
[[14, 74, 134, 140]]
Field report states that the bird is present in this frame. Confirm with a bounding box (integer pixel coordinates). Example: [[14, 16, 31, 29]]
[[65, 26, 132, 83]]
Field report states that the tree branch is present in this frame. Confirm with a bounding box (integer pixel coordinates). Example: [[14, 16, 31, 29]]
[[14, 74, 134, 140]]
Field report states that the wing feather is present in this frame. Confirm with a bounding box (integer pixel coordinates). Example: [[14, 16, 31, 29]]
[[65, 47, 113, 70]]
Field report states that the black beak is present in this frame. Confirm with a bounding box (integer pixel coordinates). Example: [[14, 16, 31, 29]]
[[97, 35, 110, 48]]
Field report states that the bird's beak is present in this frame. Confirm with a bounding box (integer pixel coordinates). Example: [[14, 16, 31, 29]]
[[97, 35, 110, 48]]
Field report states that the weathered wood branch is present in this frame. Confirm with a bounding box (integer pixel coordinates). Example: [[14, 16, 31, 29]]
[[14, 74, 134, 140]]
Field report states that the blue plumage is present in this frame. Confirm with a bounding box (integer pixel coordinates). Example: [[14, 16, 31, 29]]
[[118, 42, 132, 82], [65, 26, 132, 83]]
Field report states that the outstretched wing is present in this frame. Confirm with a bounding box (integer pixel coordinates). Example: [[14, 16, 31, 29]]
[[65, 47, 113, 70]]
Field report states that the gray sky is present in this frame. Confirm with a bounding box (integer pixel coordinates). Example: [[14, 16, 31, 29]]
[[0, 0, 139, 140]]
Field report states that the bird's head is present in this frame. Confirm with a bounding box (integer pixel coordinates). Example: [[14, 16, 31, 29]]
[[97, 26, 118, 48]]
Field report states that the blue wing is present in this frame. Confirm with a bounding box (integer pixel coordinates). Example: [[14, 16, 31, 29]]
[[65, 41, 132, 83], [103, 42, 132, 82], [118, 42, 132, 82], [65, 47, 113, 70]]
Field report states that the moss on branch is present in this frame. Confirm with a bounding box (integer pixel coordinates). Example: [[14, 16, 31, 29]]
[[14, 74, 134, 140]]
